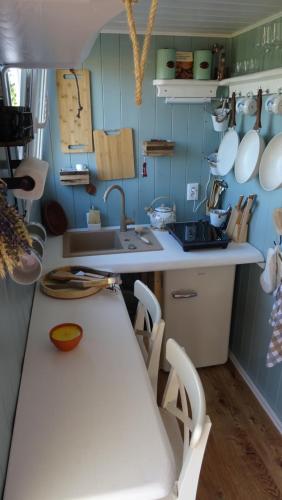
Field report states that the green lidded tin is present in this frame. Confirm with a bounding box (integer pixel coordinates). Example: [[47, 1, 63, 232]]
[[193, 50, 212, 80], [156, 49, 176, 79]]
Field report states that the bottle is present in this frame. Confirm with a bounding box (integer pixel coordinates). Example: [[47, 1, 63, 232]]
[[87, 206, 101, 229]]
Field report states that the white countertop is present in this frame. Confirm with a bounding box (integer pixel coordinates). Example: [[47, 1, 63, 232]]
[[44, 227, 264, 274], [4, 288, 175, 500]]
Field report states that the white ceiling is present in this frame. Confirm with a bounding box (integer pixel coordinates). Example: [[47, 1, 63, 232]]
[[0, 0, 124, 68], [103, 0, 282, 37]]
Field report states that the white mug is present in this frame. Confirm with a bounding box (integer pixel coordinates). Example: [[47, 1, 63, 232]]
[[210, 209, 229, 228], [27, 222, 47, 244], [10, 233, 44, 285]]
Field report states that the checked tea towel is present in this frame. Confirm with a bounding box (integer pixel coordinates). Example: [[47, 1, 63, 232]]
[[267, 282, 282, 367]]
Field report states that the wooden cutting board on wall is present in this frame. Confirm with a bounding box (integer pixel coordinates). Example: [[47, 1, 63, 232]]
[[93, 128, 135, 180], [56, 69, 93, 154]]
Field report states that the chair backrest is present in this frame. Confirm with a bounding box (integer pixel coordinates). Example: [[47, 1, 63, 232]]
[[162, 339, 211, 500], [134, 280, 164, 398]]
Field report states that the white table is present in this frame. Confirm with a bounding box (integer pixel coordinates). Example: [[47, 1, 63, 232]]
[[4, 287, 175, 500]]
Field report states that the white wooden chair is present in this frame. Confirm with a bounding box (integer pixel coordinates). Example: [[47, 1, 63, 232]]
[[134, 280, 165, 399], [160, 339, 211, 500]]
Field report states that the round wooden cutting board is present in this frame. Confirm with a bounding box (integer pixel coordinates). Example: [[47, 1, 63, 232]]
[[40, 265, 117, 299]]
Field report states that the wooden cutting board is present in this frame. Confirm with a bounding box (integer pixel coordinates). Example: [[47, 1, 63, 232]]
[[93, 128, 135, 180], [40, 265, 118, 299], [56, 69, 93, 154]]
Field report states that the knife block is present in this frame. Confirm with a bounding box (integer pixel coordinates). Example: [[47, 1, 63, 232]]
[[232, 222, 248, 243]]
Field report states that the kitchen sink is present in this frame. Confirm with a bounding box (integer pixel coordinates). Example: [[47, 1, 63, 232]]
[[63, 228, 163, 257]]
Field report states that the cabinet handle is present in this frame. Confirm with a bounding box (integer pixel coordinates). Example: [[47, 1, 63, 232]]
[[171, 290, 198, 299]]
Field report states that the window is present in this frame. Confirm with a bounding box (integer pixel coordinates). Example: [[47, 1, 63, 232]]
[[2, 67, 48, 160]]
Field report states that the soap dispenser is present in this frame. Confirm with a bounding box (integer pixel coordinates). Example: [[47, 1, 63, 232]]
[[87, 206, 101, 230]]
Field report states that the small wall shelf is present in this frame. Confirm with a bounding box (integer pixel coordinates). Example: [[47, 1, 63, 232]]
[[153, 68, 282, 102]]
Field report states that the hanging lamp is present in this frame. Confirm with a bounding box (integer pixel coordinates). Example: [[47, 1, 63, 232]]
[[124, 0, 158, 106]]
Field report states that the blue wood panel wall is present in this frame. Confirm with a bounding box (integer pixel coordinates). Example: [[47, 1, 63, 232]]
[[223, 96, 282, 424], [0, 278, 34, 496], [225, 19, 282, 426], [43, 34, 227, 227]]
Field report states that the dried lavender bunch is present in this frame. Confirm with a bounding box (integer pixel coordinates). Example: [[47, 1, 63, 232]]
[[0, 190, 32, 278]]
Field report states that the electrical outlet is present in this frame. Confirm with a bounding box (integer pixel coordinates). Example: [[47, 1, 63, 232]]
[[187, 183, 199, 201]]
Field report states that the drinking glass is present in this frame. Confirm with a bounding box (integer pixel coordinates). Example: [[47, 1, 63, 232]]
[[271, 19, 282, 48], [255, 25, 264, 49], [262, 24, 272, 53]]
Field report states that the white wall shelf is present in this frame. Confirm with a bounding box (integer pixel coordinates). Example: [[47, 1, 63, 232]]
[[218, 68, 282, 97], [153, 68, 282, 102], [153, 79, 218, 100]]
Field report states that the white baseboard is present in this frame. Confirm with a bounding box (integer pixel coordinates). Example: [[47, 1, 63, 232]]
[[229, 352, 282, 435]]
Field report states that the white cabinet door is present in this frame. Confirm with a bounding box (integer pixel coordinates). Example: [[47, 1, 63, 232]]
[[163, 266, 235, 368]]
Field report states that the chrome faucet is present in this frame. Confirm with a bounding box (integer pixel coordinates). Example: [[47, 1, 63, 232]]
[[103, 184, 134, 232]]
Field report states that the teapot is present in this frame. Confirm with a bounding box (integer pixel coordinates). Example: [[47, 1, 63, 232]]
[[145, 196, 176, 229]]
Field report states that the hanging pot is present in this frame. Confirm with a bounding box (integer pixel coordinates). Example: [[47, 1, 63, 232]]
[[259, 132, 282, 191], [216, 92, 240, 176], [234, 88, 265, 184]]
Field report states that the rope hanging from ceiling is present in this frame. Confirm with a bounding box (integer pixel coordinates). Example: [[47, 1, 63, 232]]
[[124, 0, 158, 106]]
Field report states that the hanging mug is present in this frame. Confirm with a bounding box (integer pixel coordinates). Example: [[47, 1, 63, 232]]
[[9, 222, 46, 285], [9, 237, 44, 285], [27, 222, 47, 245]]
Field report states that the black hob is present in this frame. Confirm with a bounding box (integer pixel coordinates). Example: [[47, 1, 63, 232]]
[[167, 220, 230, 251]]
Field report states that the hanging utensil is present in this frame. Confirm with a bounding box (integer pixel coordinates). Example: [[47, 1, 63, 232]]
[[234, 89, 265, 184], [273, 208, 282, 245]]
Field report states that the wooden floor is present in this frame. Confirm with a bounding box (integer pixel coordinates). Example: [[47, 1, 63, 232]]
[[158, 361, 282, 500]]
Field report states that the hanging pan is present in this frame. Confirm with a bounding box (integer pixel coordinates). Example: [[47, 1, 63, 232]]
[[234, 89, 265, 184], [216, 92, 239, 176], [259, 132, 282, 191]]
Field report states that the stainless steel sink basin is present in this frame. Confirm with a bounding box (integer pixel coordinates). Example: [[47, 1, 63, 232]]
[[63, 228, 163, 257]]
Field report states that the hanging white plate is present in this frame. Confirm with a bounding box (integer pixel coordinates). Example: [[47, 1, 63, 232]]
[[216, 128, 239, 176], [259, 132, 282, 191], [234, 130, 265, 184]]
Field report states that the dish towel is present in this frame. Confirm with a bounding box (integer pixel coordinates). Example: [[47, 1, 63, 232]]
[[266, 282, 282, 368]]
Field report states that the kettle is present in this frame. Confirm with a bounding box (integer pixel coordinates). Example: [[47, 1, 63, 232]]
[[145, 196, 176, 229]]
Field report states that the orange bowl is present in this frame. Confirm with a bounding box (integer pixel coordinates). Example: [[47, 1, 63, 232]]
[[49, 323, 83, 351]]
